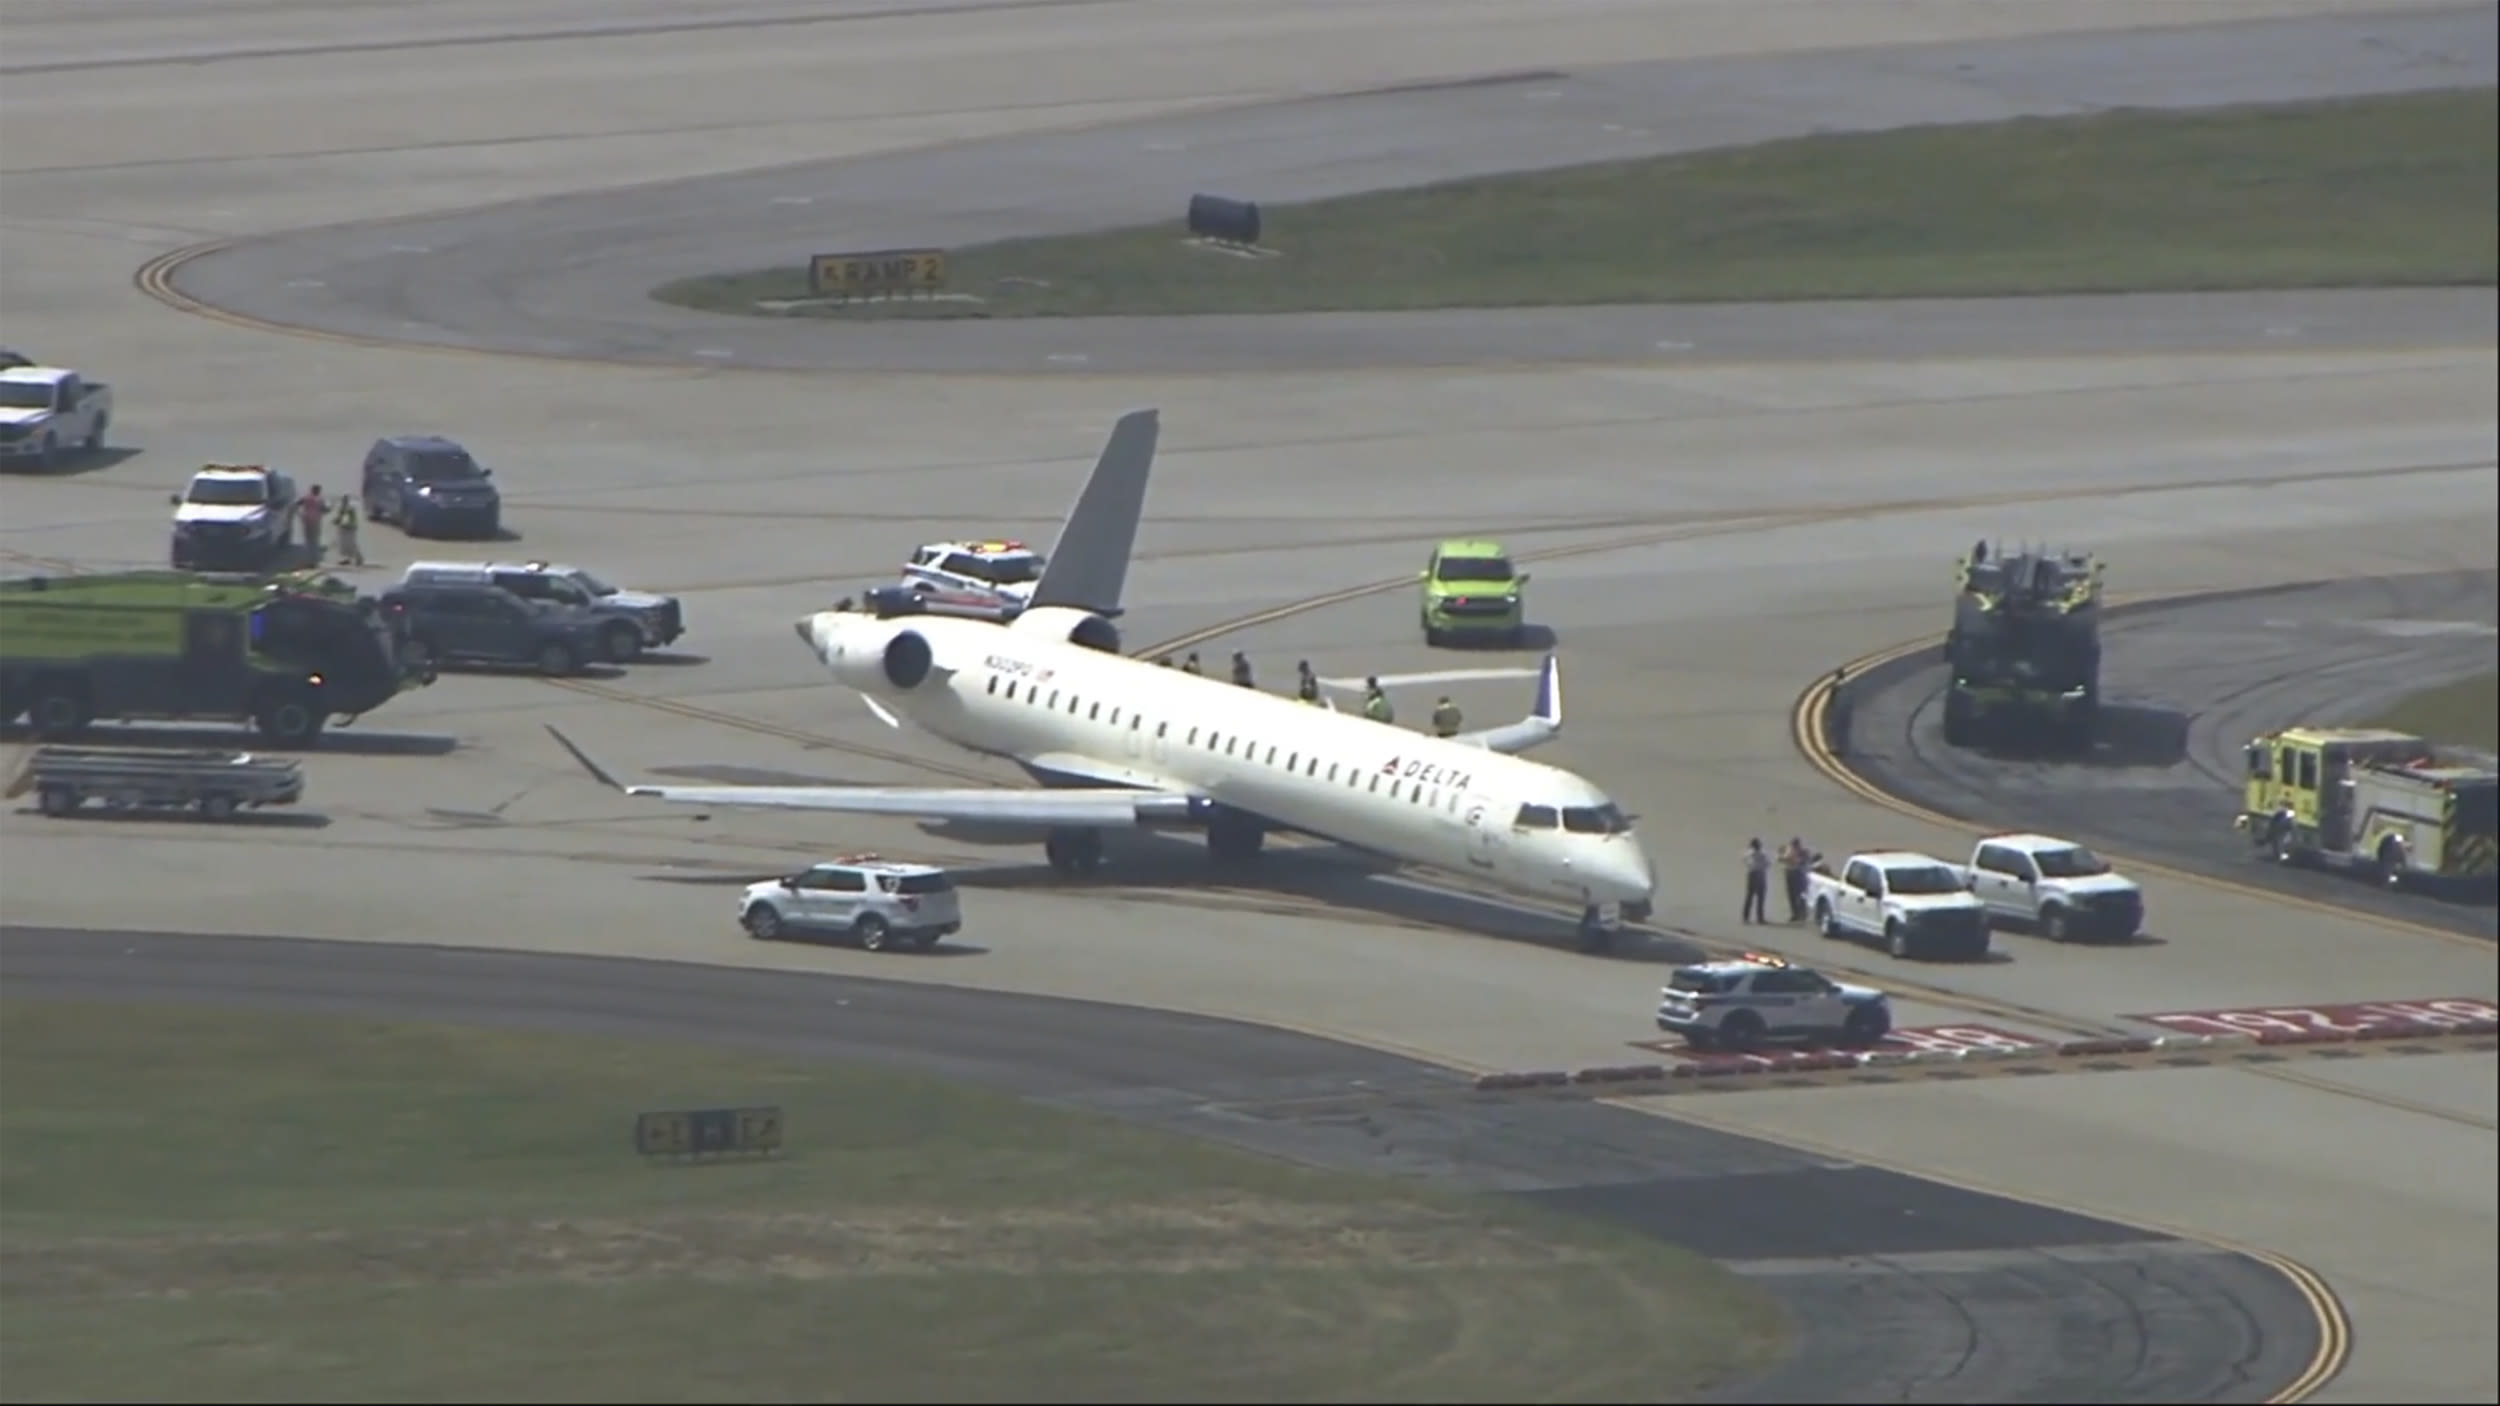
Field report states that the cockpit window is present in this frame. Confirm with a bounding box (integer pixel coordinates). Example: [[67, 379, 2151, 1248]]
[[1561, 803, 1632, 835], [1514, 804, 1559, 828]]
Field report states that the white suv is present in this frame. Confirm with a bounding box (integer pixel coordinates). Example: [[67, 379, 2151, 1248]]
[[738, 856, 962, 952], [1655, 953, 1893, 1052], [901, 539, 1046, 612]]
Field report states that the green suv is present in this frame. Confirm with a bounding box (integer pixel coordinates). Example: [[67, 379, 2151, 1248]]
[[1420, 539, 1529, 647]]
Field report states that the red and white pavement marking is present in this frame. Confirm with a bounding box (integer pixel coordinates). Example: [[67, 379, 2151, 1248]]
[[1633, 1022, 2047, 1067], [2128, 998, 2499, 1039]]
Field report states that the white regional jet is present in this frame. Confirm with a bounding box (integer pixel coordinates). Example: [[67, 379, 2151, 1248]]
[[549, 415, 1658, 947]]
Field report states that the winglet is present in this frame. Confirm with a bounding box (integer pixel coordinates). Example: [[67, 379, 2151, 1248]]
[[1029, 408, 1159, 616], [1444, 655, 1562, 756], [546, 725, 630, 793], [1532, 653, 1561, 729]]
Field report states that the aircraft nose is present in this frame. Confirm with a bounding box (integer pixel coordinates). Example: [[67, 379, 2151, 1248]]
[[795, 613, 839, 663], [1606, 844, 1658, 905]]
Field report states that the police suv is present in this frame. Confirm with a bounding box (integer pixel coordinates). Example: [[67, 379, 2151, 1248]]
[[901, 539, 1046, 614], [738, 854, 962, 953], [1655, 953, 1893, 1052]]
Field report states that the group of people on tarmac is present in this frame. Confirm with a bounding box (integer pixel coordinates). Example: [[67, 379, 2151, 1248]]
[[1741, 836, 1829, 924], [1152, 651, 1466, 737], [281, 483, 367, 568]]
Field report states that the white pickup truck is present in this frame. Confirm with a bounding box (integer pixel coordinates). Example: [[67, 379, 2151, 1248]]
[[1807, 850, 1993, 961], [0, 365, 113, 470], [1954, 832, 2145, 942], [169, 464, 301, 571]]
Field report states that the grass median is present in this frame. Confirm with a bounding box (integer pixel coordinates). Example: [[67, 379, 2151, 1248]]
[[657, 86, 2498, 319], [2371, 671, 2498, 751], [0, 998, 1785, 1402]]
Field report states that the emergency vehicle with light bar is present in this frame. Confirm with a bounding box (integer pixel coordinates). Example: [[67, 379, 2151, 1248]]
[[1655, 952, 1893, 1052], [2237, 725, 2499, 888], [1942, 542, 2104, 751], [901, 540, 1048, 617], [0, 567, 430, 747], [737, 853, 962, 952], [169, 463, 299, 570]]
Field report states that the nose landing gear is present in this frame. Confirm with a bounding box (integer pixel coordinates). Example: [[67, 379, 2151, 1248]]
[[1577, 904, 1620, 954]]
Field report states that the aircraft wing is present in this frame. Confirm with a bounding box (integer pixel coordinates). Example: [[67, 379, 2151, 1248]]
[[1448, 653, 1564, 756], [545, 726, 1198, 828]]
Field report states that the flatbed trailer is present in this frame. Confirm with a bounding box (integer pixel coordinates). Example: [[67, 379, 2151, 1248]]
[[6, 745, 305, 820]]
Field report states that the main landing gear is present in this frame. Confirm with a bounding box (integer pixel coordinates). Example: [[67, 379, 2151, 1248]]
[[1044, 828, 1103, 876], [1042, 808, 1268, 879], [1577, 904, 1618, 955], [1206, 807, 1267, 865]]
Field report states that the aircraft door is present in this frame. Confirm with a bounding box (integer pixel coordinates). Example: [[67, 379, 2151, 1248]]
[[1149, 721, 1170, 768], [1464, 796, 1503, 871], [1125, 715, 1142, 762]]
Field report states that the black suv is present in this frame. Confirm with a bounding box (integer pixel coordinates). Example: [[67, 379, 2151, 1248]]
[[362, 435, 503, 539], [378, 582, 605, 676]]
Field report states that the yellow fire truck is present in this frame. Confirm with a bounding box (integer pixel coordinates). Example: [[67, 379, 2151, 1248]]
[[2236, 726, 2499, 888]]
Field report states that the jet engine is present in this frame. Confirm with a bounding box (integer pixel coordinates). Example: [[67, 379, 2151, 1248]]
[[877, 627, 936, 688], [1008, 605, 1122, 655], [807, 612, 937, 692]]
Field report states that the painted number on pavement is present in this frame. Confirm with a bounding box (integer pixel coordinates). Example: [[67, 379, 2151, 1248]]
[[2130, 998, 2498, 1038], [1637, 1022, 2044, 1065], [1880, 1024, 2044, 1054]]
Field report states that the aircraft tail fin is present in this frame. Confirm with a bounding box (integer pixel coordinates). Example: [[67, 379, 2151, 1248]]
[[1029, 408, 1159, 616]]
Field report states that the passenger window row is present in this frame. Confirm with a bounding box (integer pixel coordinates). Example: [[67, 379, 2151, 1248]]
[[981, 667, 1470, 811]]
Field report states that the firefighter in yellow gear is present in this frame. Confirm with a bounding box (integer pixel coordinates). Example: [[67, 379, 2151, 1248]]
[[1295, 659, 1321, 704], [1431, 696, 1462, 737], [1362, 677, 1394, 724]]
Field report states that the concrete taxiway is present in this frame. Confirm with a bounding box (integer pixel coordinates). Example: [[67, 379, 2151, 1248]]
[[144, 4, 2499, 373], [2, 0, 2494, 1400]]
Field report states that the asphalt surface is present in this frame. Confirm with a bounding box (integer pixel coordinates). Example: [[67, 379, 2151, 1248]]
[[1839, 570, 2500, 941], [163, 4, 2500, 373], [5, 1, 2493, 1400], [0, 923, 2323, 1405]]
